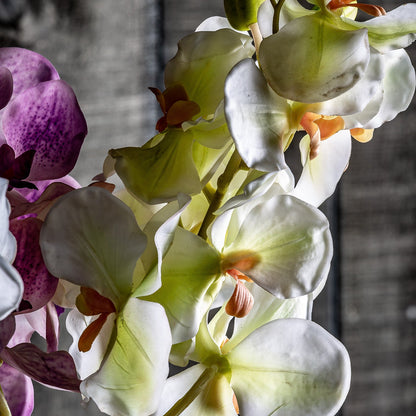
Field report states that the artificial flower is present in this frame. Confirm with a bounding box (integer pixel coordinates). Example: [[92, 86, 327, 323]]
[[40, 187, 173, 416], [145, 185, 332, 344], [0, 47, 88, 182], [155, 296, 350, 416], [109, 25, 254, 204]]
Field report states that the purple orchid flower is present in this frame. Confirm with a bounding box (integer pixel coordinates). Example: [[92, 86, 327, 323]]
[[0, 47, 88, 182], [0, 306, 81, 416]]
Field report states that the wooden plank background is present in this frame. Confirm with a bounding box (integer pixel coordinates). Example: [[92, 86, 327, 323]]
[[0, 0, 414, 414]]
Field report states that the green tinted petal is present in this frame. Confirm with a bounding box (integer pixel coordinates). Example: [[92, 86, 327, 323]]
[[165, 29, 255, 116], [143, 227, 222, 343], [259, 15, 370, 102], [225, 59, 291, 171], [342, 4, 416, 52], [110, 129, 201, 204], [228, 319, 351, 416], [221, 194, 333, 298], [155, 365, 236, 416], [41, 187, 146, 306], [81, 298, 171, 416]]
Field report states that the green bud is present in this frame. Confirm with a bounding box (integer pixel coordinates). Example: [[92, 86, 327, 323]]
[[224, 0, 265, 30]]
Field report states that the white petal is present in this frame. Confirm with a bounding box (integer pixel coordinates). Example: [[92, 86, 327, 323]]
[[224, 58, 290, 172], [0, 257, 23, 321], [291, 130, 351, 207], [40, 187, 147, 306], [228, 319, 351, 416], [81, 298, 171, 416]]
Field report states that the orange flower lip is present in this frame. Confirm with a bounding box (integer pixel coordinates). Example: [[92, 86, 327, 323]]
[[150, 84, 200, 132], [328, 0, 386, 17]]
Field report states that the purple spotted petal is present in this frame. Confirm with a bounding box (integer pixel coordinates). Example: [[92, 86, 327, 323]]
[[0, 362, 34, 416], [0, 315, 15, 351], [9, 218, 58, 312], [16, 175, 80, 203], [9, 181, 77, 220], [2, 80, 88, 180], [0, 67, 13, 110], [0, 343, 81, 391], [0, 47, 59, 99]]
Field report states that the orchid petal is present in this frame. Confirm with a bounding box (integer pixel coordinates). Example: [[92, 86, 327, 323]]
[[0, 48, 59, 99], [21, 303, 60, 352], [216, 169, 295, 215], [165, 29, 255, 117], [225, 59, 290, 171], [2, 80, 87, 181], [66, 309, 116, 380], [345, 49, 416, 129], [218, 194, 333, 298], [318, 49, 384, 116], [0, 257, 23, 321], [228, 319, 351, 416], [196, 16, 240, 32], [342, 4, 416, 52], [155, 364, 237, 416], [0, 315, 15, 351], [40, 187, 146, 306], [81, 298, 171, 416], [222, 283, 311, 354], [0, 343, 80, 391], [259, 15, 369, 102], [144, 227, 222, 343], [110, 130, 201, 204], [10, 218, 58, 312], [0, 67, 13, 110], [0, 363, 33, 416], [0, 178, 16, 262], [15, 174, 80, 203], [291, 130, 351, 207]]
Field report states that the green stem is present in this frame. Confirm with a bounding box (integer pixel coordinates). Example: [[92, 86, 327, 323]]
[[198, 149, 242, 240], [163, 367, 216, 416], [273, 0, 287, 33]]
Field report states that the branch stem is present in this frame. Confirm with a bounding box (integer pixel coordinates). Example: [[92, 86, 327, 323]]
[[198, 149, 242, 239]]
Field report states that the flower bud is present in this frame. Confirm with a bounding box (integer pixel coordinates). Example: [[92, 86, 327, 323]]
[[224, 0, 265, 30]]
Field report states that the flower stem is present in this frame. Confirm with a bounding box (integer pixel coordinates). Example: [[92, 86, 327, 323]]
[[249, 22, 263, 56], [198, 149, 242, 240], [273, 0, 286, 33], [163, 367, 216, 416]]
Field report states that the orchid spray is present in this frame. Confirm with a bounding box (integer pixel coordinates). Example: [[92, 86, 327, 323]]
[[0, 0, 415, 415]]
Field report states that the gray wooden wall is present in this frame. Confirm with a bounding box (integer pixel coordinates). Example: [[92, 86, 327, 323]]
[[0, 0, 414, 415]]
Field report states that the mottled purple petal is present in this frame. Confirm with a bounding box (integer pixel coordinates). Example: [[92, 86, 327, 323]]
[[0, 343, 81, 391], [9, 181, 76, 220], [0, 315, 15, 351], [16, 175, 80, 202], [0, 67, 13, 110], [9, 218, 58, 312], [0, 362, 34, 416], [0, 143, 14, 173], [2, 80, 88, 180], [0, 48, 59, 99]]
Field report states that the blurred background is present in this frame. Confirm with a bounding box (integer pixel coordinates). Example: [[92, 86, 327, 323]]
[[0, 0, 414, 414]]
